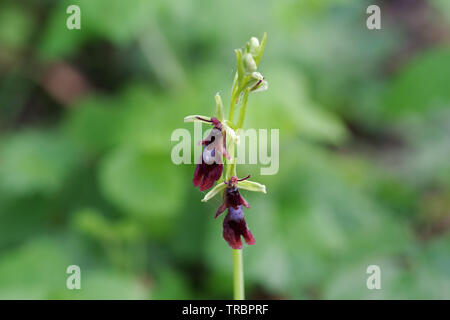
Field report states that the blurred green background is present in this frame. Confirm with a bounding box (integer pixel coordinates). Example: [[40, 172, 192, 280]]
[[1, 0, 450, 299]]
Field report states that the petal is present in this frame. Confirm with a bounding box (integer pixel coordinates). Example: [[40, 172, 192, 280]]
[[184, 115, 211, 123], [252, 80, 268, 93], [202, 182, 227, 203], [199, 164, 223, 191], [215, 202, 227, 219], [223, 213, 243, 250], [193, 162, 204, 187], [251, 72, 264, 81], [239, 194, 250, 208], [222, 206, 255, 249], [194, 145, 224, 192], [242, 226, 255, 245], [237, 180, 267, 194], [199, 175, 214, 191]]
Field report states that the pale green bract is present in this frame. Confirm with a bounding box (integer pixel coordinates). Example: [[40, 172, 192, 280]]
[[201, 182, 227, 202], [201, 179, 267, 203], [183, 115, 211, 123], [237, 180, 267, 194]]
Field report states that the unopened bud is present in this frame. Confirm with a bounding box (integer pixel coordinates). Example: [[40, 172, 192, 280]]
[[243, 53, 257, 73], [249, 37, 260, 56]]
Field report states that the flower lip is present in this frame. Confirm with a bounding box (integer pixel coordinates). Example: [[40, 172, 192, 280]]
[[193, 161, 223, 192], [223, 205, 255, 250]]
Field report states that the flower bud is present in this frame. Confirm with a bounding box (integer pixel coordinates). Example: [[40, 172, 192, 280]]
[[243, 53, 257, 73], [249, 37, 260, 56], [251, 72, 263, 81]]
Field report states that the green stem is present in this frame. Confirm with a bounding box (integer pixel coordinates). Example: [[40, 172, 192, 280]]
[[225, 139, 235, 180], [227, 35, 269, 300], [229, 96, 236, 123], [229, 81, 238, 122], [233, 249, 244, 300], [236, 88, 250, 130]]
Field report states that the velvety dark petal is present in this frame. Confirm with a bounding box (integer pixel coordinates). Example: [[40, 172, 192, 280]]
[[199, 176, 214, 191], [223, 214, 243, 249], [242, 225, 255, 245], [239, 194, 250, 209], [215, 202, 227, 219], [222, 206, 255, 249], [193, 145, 223, 191], [193, 161, 204, 187], [199, 163, 223, 191]]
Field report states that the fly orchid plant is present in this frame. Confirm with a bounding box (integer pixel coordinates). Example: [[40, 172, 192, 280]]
[[184, 33, 268, 300]]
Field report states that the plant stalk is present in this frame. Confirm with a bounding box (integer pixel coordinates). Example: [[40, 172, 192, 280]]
[[233, 249, 244, 300], [228, 34, 267, 300]]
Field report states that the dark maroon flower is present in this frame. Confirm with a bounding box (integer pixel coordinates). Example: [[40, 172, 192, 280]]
[[223, 205, 255, 249], [215, 176, 255, 249], [215, 175, 250, 218], [193, 117, 228, 191]]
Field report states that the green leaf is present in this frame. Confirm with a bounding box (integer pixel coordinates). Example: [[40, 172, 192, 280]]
[[0, 238, 70, 299], [0, 130, 78, 195], [385, 47, 450, 116], [39, 0, 160, 59], [64, 96, 122, 154], [99, 147, 185, 218], [0, 4, 33, 51], [247, 66, 348, 145], [60, 270, 150, 299]]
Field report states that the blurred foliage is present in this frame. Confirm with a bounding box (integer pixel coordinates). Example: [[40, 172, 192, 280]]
[[0, 0, 450, 299]]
